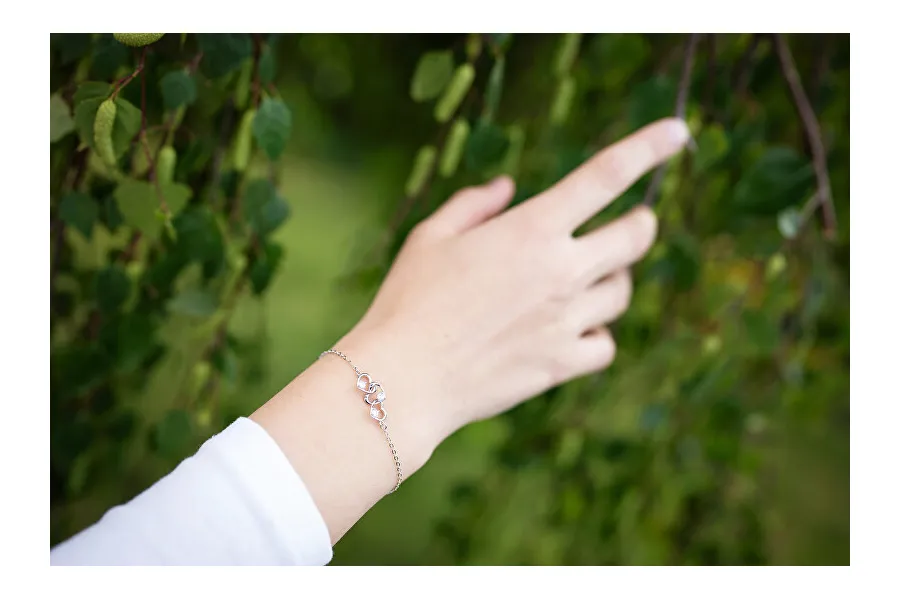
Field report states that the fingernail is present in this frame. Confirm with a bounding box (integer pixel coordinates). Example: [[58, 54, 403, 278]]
[[487, 174, 514, 193], [668, 118, 691, 147]]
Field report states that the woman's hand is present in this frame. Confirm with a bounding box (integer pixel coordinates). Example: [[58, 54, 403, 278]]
[[253, 117, 689, 542], [338, 118, 690, 456]]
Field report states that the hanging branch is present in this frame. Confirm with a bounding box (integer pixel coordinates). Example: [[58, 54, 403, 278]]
[[773, 33, 837, 240], [643, 33, 700, 207]]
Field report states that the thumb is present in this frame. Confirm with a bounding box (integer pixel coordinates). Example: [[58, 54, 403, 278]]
[[424, 176, 516, 238]]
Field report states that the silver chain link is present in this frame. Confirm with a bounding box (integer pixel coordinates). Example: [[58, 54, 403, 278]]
[[320, 349, 403, 493]]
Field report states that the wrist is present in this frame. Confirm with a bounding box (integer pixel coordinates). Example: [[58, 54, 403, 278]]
[[334, 323, 450, 474]]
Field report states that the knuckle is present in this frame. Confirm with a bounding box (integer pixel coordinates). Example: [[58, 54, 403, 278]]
[[408, 219, 437, 244], [598, 148, 632, 186], [546, 352, 574, 386]]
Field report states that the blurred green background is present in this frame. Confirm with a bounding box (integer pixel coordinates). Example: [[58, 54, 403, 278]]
[[50, 33, 849, 565]]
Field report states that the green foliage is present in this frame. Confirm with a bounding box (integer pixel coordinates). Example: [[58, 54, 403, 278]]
[[51, 33, 294, 545], [253, 97, 292, 160], [354, 33, 848, 566], [51, 34, 848, 566], [243, 179, 290, 237], [50, 93, 76, 143], [59, 192, 98, 238], [159, 70, 198, 110], [114, 180, 192, 238], [197, 34, 252, 78], [410, 51, 455, 102]]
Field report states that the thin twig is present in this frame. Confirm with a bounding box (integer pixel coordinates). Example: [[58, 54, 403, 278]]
[[111, 48, 146, 99], [643, 33, 700, 207], [118, 232, 142, 263], [773, 33, 837, 240]]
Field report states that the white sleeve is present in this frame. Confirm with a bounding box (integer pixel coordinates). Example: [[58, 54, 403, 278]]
[[50, 417, 334, 566]]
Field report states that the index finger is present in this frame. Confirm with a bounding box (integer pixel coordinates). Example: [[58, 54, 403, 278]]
[[525, 118, 690, 232]]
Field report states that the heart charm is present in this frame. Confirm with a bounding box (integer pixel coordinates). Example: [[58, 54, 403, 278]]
[[369, 401, 387, 422], [364, 385, 387, 405], [357, 373, 377, 394]]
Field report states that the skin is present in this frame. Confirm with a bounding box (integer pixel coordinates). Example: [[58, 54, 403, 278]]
[[251, 117, 690, 543]]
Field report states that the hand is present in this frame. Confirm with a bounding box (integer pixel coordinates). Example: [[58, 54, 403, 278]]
[[337, 117, 690, 460]]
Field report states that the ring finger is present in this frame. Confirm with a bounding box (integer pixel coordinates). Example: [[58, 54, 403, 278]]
[[567, 269, 632, 334]]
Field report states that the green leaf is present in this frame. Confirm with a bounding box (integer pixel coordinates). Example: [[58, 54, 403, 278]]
[[91, 35, 129, 80], [74, 92, 140, 157], [693, 124, 730, 174], [197, 34, 252, 79], [249, 241, 284, 295], [160, 182, 193, 215], [483, 57, 505, 122], [733, 147, 814, 215], [74, 82, 112, 105], [174, 208, 225, 265], [252, 97, 292, 160], [243, 179, 290, 237], [159, 70, 198, 110], [114, 180, 192, 238], [103, 194, 124, 231], [50, 93, 75, 143], [777, 207, 802, 239], [410, 51, 455, 102], [112, 97, 141, 157], [154, 410, 192, 459], [74, 96, 105, 148], [95, 265, 131, 313], [167, 289, 218, 318], [465, 123, 510, 172], [59, 192, 98, 239], [259, 45, 277, 85]]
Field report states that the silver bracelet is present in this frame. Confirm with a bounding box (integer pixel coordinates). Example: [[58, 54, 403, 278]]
[[319, 349, 403, 493]]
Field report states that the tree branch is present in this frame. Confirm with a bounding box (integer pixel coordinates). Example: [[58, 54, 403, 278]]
[[773, 33, 837, 240], [111, 47, 146, 99], [643, 33, 700, 207]]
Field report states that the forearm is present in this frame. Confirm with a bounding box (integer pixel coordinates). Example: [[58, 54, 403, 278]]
[[249, 324, 442, 543]]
